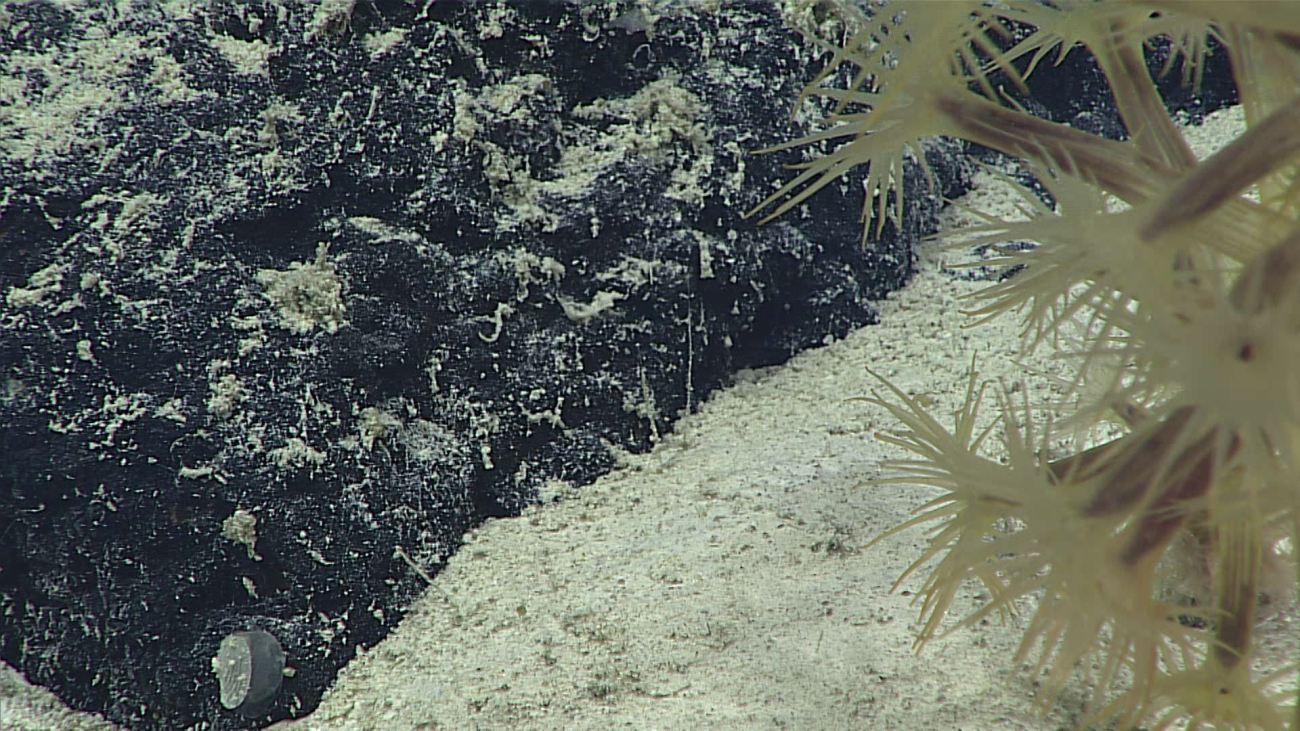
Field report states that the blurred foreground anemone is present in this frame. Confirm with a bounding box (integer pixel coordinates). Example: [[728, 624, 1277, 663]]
[[755, 0, 1300, 727]]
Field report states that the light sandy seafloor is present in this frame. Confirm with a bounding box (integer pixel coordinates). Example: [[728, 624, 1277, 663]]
[[3, 107, 1295, 731]]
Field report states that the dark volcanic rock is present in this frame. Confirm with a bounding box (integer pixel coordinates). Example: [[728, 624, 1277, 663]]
[[0, 1, 970, 729]]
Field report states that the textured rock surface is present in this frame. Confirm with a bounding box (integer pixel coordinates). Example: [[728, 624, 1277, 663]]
[[0, 1, 967, 728]]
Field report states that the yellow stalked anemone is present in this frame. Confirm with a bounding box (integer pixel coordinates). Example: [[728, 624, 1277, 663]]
[[756, 1, 1300, 727]]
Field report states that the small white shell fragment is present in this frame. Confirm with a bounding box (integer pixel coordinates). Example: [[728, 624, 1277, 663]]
[[212, 630, 287, 717]]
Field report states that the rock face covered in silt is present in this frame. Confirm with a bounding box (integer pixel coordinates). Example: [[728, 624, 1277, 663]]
[[0, 1, 972, 728]]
